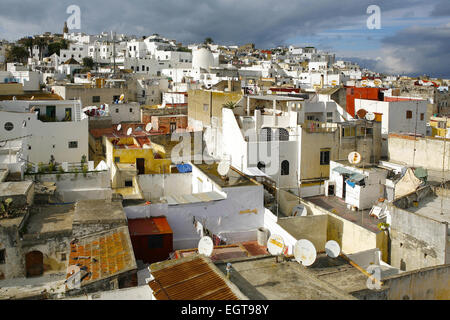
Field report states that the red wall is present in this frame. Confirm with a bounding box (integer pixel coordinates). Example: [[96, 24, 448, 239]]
[[130, 233, 173, 264]]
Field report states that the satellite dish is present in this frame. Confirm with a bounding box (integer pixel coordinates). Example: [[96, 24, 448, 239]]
[[267, 90, 272, 95], [30, 96, 35, 100], [294, 239, 317, 267], [126, 128, 133, 136], [117, 124, 122, 131], [145, 123, 152, 132], [325, 240, 341, 258], [348, 151, 362, 165], [292, 204, 307, 217], [198, 236, 214, 257], [267, 234, 285, 256], [217, 160, 230, 176], [365, 112, 375, 121], [356, 109, 367, 119]]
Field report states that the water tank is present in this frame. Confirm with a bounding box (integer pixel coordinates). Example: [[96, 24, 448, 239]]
[[257, 227, 270, 246], [192, 47, 215, 69]]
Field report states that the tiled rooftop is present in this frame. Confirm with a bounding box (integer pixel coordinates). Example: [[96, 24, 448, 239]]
[[66, 227, 137, 288]]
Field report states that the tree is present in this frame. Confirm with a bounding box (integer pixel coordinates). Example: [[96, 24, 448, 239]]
[[18, 37, 34, 58], [47, 39, 69, 57], [82, 57, 94, 69], [5, 45, 29, 64], [204, 37, 214, 45]]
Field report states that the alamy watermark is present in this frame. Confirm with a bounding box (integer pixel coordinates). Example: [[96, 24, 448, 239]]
[[367, 5, 381, 30], [66, 5, 81, 30]]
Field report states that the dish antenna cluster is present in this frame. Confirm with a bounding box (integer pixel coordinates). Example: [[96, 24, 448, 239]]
[[348, 151, 362, 165], [198, 236, 214, 257], [325, 240, 341, 258], [293, 239, 317, 267], [217, 160, 231, 176]]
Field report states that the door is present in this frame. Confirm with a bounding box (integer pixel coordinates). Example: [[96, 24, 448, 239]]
[[25, 251, 44, 277], [46, 106, 56, 120], [170, 122, 177, 134], [136, 158, 145, 175], [342, 175, 347, 200]]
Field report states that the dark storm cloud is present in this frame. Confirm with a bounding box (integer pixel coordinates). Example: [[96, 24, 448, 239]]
[[0, 0, 427, 47], [374, 24, 450, 77], [430, 0, 450, 17]]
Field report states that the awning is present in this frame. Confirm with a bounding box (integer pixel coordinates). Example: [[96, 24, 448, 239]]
[[333, 167, 354, 175], [349, 173, 365, 182]]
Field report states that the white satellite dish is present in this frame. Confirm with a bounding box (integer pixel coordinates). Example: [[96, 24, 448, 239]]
[[365, 112, 375, 121], [145, 123, 153, 132], [348, 151, 362, 165], [126, 128, 133, 136], [267, 90, 272, 95], [292, 204, 307, 217], [294, 239, 317, 267], [267, 234, 285, 256], [325, 240, 341, 258], [198, 236, 214, 257], [117, 124, 122, 131], [217, 160, 230, 176]]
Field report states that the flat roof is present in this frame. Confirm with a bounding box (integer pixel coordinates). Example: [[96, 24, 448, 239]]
[[215, 255, 356, 300], [24, 204, 74, 236], [0, 181, 33, 197], [247, 95, 303, 101], [305, 195, 384, 233], [175, 241, 268, 261], [406, 194, 450, 224], [73, 200, 127, 225], [195, 163, 258, 188]]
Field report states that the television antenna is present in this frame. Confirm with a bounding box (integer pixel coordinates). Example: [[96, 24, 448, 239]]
[[325, 240, 341, 258], [294, 239, 316, 267], [267, 234, 285, 256], [198, 236, 214, 257]]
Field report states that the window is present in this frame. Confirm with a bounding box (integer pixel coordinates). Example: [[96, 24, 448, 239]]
[[326, 112, 333, 123], [342, 127, 356, 137], [125, 180, 133, 187], [203, 104, 209, 112], [92, 96, 101, 103], [129, 108, 133, 113], [406, 110, 412, 119], [60, 253, 66, 261], [420, 113, 424, 121], [320, 150, 330, 165], [306, 115, 315, 121], [4, 122, 14, 131], [276, 128, 289, 141], [0, 249, 5, 264], [68, 141, 78, 149], [115, 108, 119, 113], [281, 160, 289, 175], [260, 127, 272, 141], [114, 157, 120, 163], [148, 235, 164, 249]]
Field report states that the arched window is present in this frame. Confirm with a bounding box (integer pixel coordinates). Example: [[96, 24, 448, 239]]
[[260, 127, 272, 141], [276, 128, 289, 141], [281, 160, 289, 175]]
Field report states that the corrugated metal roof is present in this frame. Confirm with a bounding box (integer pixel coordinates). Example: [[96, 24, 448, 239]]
[[333, 167, 354, 175], [128, 217, 173, 236], [148, 257, 239, 300], [165, 192, 225, 206]]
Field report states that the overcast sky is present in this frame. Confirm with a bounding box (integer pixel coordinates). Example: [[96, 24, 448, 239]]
[[0, 0, 449, 77]]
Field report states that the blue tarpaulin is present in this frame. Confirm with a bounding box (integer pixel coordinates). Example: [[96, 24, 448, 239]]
[[176, 164, 192, 173]]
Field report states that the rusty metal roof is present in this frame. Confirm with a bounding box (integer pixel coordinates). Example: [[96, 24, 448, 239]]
[[148, 257, 239, 300], [128, 216, 173, 236]]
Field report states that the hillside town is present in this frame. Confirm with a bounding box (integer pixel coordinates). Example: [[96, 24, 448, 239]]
[[0, 23, 449, 301]]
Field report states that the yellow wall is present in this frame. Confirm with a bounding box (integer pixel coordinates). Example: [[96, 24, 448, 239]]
[[112, 148, 171, 174]]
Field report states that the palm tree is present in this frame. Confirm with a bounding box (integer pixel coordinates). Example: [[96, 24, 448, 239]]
[[18, 37, 34, 58]]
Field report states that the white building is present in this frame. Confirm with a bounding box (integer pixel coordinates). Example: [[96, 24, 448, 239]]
[[0, 100, 88, 173], [0, 63, 40, 91], [355, 99, 428, 157]]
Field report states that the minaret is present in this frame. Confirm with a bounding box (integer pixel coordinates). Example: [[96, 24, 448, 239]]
[[63, 21, 69, 34]]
